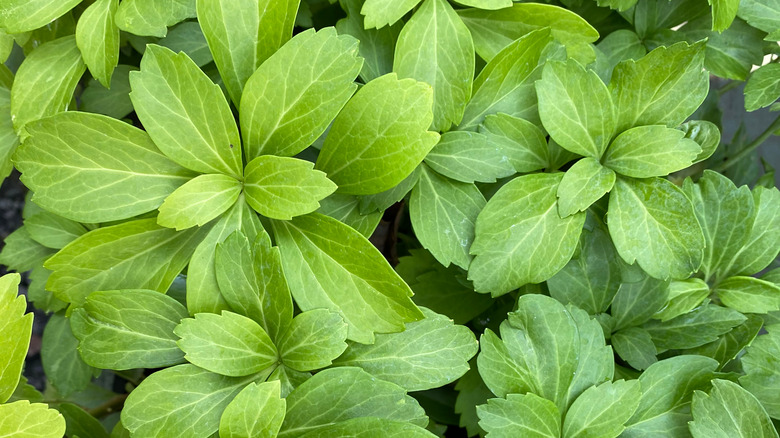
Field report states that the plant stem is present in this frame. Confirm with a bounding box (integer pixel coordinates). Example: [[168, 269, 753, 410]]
[[87, 394, 128, 418], [717, 80, 741, 95], [714, 115, 780, 173]]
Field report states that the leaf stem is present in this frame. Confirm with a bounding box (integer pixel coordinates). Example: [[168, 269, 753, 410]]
[[713, 115, 780, 173], [717, 80, 741, 95], [87, 394, 128, 418]]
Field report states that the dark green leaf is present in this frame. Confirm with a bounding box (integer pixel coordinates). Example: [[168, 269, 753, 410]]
[[42, 313, 93, 396], [612, 327, 657, 370], [740, 324, 780, 419], [612, 275, 670, 331], [644, 304, 747, 350], [479, 113, 548, 173]]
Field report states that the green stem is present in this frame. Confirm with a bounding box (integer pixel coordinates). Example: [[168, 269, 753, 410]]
[[714, 115, 780, 173], [717, 80, 742, 95], [87, 394, 128, 418]]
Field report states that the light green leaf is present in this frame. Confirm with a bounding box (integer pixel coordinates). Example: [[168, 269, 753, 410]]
[[316, 73, 439, 195], [458, 29, 553, 131], [333, 307, 478, 391], [477, 393, 560, 438], [740, 324, 780, 419], [244, 156, 336, 220], [159, 22, 212, 67], [158, 174, 242, 230], [690, 379, 778, 438], [708, 0, 740, 31], [69, 289, 188, 370], [15, 112, 194, 223], [41, 313, 93, 396], [80, 65, 136, 120], [684, 314, 763, 367], [457, 3, 598, 63], [357, 165, 421, 213], [479, 113, 548, 173], [716, 276, 780, 314], [557, 158, 616, 217], [299, 417, 437, 438], [25, 212, 87, 249], [537, 59, 615, 159], [469, 173, 585, 296], [608, 176, 704, 280], [610, 41, 708, 132], [336, 0, 401, 83], [361, 0, 422, 29], [277, 309, 348, 372], [75, 0, 119, 88], [654, 278, 711, 322], [409, 165, 486, 270], [737, 0, 780, 37], [279, 367, 427, 438], [268, 365, 310, 399], [10, 36, 85, 137], [317, 193, 382, 238], [0, 86, 18, 183], [215, 230, 293, 342], [680, 120, 721, 165], [0, 401, 66, 438], [423, 131, 514, 183], [0, 227, 55, 273], [603, 125, 701, 178], [45, 218, 207, 306], [197, 0, 298, 106], [122, 364, 255, 437], [240, 27, 362, 159], [721, 186, 780, 277], [394, 0, 474, 131], [612, 275, 670, 331], [454, 0, 512, 8], [175, 311, 278, 377], [563, 380, 641, 438], [130, 44, 242, 177], [0, 273, 30, 404], [644, 304, 747, 350], [219, 381, 286, 438], [272, 213, 423, 344], [745, 64, 780, 111], [115, 0, 196, 37], [612, 327, 657, 370], [0, 0, 81, 33]]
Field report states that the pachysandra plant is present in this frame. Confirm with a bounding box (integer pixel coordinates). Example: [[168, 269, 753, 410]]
[[0, 0, 779, 437]]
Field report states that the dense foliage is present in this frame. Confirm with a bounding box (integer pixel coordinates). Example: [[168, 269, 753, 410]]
[[0, 0, 779, 436]]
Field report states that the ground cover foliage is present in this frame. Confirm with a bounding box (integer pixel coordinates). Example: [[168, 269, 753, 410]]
[[0, 0, 779, 436]]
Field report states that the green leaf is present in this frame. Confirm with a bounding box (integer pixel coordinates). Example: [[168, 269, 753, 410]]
[[477, 295, 612, 411], [75, 0, 119, 88], [594, 29, 646, 83], [685, 314, 763, 367], [654, 278, 711, 322], [409, 165, 486, 269], [316, 73, 439, 195], [0, 86, 18, 183], [458, 28, 553, 130], [244, 156, 337, 220], [608, 176, 705, 280], [0, 227, 55, 273], [537, 59, 615, 159], [690, 379, 778, 438], [457, 3, 599, 63], [358, 165, 422, 213], [317, 193, 382, 238], [197, 0, 298, 106], [42, 313, 93, 396], [557, 158, 616, 217], [80, 64, 136, 120], [454, 0, 512, 8], [115, 0, 196, 37], [394, 0, 474, 131], [455, 367, 493, 437], [157, 173, 242, 230], [130, 44, 242, 178], [563, 380, 641, 438], [298, 418, 437, 438], [469, 173, 585, 296], [740, 324, 780, 419], [336, 0, 401, 83], [612, 275, 670, 331], [603, 126, 701, 178], [0, 0, 81, 33], [0, 401, 66, 438], [721, 186, 780, 277], [69, 289, 188, 370], [479, 113, 548, 173], [717, 276, 780, 313], [45, 218, 207, 306], [708, 0, 740, 31], [15, 112, 194, 223], [610, 41, 708, 132], [680, 120, 721, 164], [122, 364, 254, 437], [477, 393, 560, 438], [159, 22, 212, 67], [745, 64, 780, 111], [623, 355, 719, 435], [279, 367, 427, 438], [10, 36, 85, 137], [612, 327, 657, 370], [272, 213, 423, 344], [424, 131, 514, 184], [268, 365, 310, 398], [361, 0, 422, 29], [644, 304, 747, 350], [25, 212, 87, 249], [277, 309, 348, 372], [58, 402, 109, 438], [175, 311, 278, 377], [219, 381, 286, 438], [215, 230, 293, 342], [240, 27, 361, 159], [0, 274, 30, 404], [683, 16, 764, 81], [333, 307, 478, 391], [737, 0, 780, 37]]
